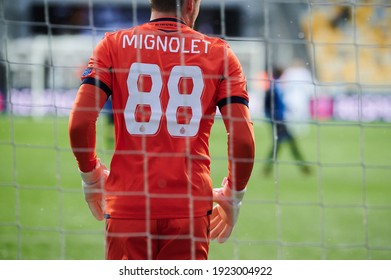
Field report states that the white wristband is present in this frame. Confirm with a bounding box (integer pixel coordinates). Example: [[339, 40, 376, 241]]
[[221, 177, 246, 207], [80, 160, 103, 185]]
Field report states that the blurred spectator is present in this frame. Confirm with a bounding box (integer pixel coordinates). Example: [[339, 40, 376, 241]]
[[279, 59, 313, 136], [263, 66, 311, 176], [331, 6, 351, 29]]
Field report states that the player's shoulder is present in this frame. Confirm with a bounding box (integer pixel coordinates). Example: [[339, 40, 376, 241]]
[[198, 31, 230, 48], [192, 31, 234, 58], [102, 26, 138, 40]]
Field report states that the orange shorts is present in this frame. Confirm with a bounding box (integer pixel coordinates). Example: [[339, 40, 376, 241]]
[[105, 216, 210, 260]]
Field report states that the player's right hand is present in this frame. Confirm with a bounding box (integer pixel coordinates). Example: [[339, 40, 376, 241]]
[[79, 159, 109, 221]]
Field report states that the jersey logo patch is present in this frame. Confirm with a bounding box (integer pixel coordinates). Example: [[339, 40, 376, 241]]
[[82, 68, 93, 77]]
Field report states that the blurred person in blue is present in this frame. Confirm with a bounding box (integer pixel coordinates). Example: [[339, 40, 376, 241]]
[[279, 59, 313, 136], [263, 66, 311, 176]]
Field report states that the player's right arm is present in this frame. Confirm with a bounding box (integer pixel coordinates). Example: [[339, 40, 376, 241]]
[[69, 32, 112, 172], [68, 84, 109, 221], [68, 84, 107, 172], [69, 34, 113, 220]]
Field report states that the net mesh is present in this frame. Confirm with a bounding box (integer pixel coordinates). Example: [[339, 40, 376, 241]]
[[0, 0, 390, 260]]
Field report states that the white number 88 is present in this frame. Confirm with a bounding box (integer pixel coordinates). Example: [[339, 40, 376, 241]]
[[125, 62, 204, 137]]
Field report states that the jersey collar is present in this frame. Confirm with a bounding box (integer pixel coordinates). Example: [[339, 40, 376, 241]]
[[149, 17, 187, 26]]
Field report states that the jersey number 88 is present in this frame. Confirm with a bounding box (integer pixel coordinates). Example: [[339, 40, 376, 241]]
[[125, 62, 204, 137]]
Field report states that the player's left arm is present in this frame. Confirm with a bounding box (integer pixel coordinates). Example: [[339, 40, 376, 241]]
[[210, 42, 256, 242], [221, 102, 255, 191], [210, 102, 255, 243]]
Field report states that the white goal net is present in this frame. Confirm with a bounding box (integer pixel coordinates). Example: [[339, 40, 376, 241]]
[[0, 0, 390, 260]]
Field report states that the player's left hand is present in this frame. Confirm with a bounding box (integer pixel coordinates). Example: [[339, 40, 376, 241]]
[[79, 159, 109, 221], [210, 178, 246, 243]]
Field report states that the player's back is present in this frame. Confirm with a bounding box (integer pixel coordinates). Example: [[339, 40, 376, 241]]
[[99, 18, 247, 219]]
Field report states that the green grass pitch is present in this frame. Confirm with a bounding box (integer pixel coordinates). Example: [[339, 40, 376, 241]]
[[0, 114, 390, 260]]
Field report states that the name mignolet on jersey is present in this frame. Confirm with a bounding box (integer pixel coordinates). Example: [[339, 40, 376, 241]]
[[122, 34, 211, 54]]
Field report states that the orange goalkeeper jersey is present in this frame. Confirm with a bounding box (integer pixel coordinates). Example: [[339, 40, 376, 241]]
[[75, 18, 251, 219]]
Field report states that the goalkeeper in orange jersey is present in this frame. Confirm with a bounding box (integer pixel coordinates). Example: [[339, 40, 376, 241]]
[[68, 0, 255, 260]]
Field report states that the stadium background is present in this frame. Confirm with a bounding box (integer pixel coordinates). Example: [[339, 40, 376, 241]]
[[0, 0, 390, 259]]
